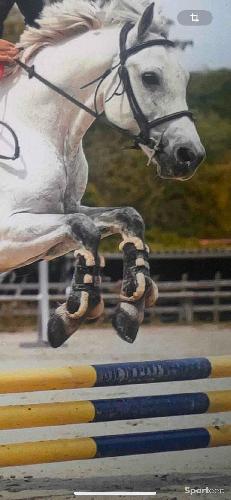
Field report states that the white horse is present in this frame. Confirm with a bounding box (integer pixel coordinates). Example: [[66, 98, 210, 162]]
[[0, 0, 205, 346]]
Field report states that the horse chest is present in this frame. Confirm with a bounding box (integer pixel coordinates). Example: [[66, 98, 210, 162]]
[[63, 145, 88, 212]]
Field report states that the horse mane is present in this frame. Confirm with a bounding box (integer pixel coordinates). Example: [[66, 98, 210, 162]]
[[20, 1, 102, 49], [19, 0, 168, 50], [1, 0, 167, 79]]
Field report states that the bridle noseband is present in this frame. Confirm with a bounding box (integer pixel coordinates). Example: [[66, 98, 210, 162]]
[[1, 21, 194, 161]]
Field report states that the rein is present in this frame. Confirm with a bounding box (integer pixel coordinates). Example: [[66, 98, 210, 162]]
[[0, 22, 193, 161], [0, 121, 20, 160]]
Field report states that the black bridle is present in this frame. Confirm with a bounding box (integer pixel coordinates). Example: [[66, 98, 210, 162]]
[[115, 22, 193, 149], [1, 21, 193, 161]]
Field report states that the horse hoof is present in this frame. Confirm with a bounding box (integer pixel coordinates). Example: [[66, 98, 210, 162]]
[[47, 303, 82, 348], [112, 304, 139, 343], [47, 314, 69, 348]]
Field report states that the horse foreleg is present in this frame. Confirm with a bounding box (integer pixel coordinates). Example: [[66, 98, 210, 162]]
[[47, 214, 103, 348], [0, 212, 102, 347], [79, 206, 158, 343]]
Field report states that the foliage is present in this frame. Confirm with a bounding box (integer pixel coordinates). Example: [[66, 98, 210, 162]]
[[3, 7, 24, 42]]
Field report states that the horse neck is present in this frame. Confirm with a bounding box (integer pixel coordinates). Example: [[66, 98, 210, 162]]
[[24, 26, 121, 145]]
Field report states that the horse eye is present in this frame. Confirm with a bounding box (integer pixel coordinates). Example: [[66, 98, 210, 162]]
[[142, 72, 160, 86]]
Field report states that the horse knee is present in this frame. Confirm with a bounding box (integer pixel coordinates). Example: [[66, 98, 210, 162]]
[[67, 213, 100, 250], [119, 207, 145, 238]]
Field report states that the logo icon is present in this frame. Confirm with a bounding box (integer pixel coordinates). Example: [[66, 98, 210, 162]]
[[190, 12, 199, 23], [178, 10, 213, 26]]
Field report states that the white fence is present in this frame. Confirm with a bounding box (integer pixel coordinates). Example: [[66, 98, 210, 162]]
[[1, 263, 231, 341], [0, 262, 49, 345]]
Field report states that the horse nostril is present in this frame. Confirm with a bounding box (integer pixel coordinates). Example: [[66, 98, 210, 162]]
[[176, 147, 196, 164]]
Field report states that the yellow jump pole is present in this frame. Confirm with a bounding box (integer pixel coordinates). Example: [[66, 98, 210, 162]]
[[0, 400, 96, 429], [0, 438, 97, 467], [0, 365, 97, 394]]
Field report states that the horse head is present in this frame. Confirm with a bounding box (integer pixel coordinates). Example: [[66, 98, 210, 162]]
[[103, 2, 205, 180]]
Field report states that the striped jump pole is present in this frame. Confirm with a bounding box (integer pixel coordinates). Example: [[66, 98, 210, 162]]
[[0, 390, 230, 430], [0, 355, 230, 394], [0, 355, 230, 468], [0, 426, 231, 467]]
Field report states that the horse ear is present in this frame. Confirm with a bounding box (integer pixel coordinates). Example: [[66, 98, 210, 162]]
[[137, 2, 155, 40]]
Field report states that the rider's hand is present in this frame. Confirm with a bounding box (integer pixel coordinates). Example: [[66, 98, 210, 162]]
[[0, 40, 19, 63]]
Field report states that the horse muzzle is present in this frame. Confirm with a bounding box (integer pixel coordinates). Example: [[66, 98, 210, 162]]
[[156, 142, 206, 180]]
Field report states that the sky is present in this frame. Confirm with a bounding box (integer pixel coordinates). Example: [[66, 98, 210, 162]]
[[155, 0, 230, 70]]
